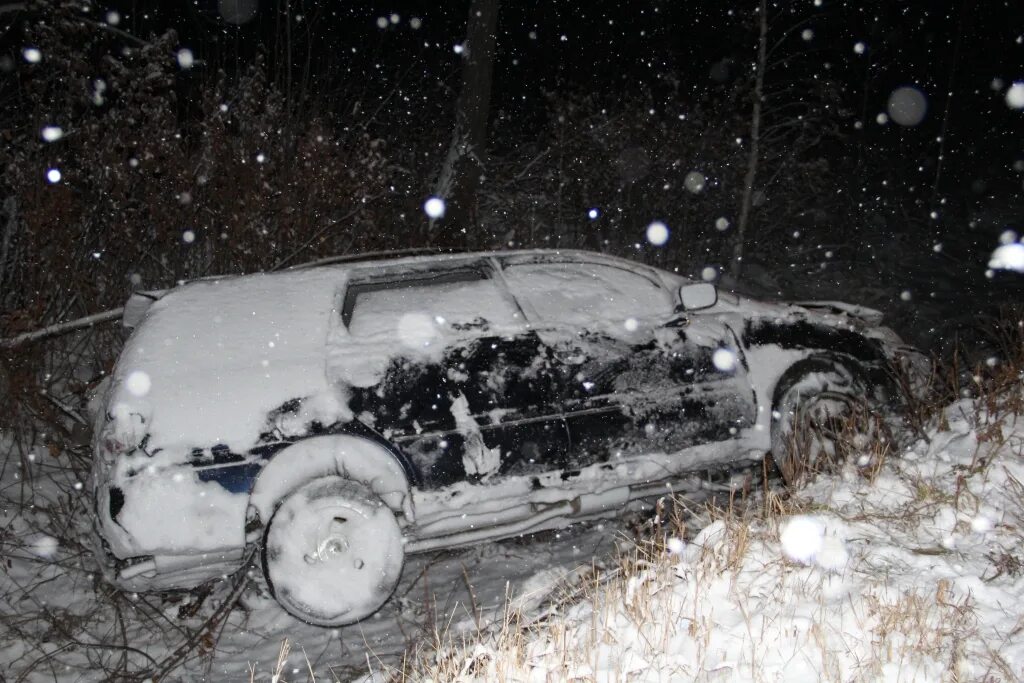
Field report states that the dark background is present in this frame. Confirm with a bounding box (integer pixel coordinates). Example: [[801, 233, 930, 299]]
[[109, 0, 1022, 168], [1, 0, 1022, 366]]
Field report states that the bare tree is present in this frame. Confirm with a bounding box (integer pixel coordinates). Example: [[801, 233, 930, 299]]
[[432, 0, 501, 246], [730, 0, 767, 282]]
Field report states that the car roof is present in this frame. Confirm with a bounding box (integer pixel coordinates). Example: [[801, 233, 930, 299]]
[[298, 247, 667, 278], [121, 248, 677, 329]]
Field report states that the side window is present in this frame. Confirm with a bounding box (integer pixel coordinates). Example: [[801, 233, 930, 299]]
[[344, 269, 520, 342], [502, 262, 673, 326]]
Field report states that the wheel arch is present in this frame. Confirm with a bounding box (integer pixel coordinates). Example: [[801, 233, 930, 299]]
[[768, 352, 895, 485], [246, 433, 415, 536], [770, 353, 880, 415]]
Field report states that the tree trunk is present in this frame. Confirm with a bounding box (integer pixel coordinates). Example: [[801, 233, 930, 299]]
[[432, 0, 501, 247], [730, 0, 767, 282], [0, 197, 16, 307]]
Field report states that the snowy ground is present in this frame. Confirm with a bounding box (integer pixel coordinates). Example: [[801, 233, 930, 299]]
[[0, 439, 638, 681], [399, 388, 1024, 682]]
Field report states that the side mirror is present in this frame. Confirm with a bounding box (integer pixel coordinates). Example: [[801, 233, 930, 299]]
[[678, 283, 718, 311]]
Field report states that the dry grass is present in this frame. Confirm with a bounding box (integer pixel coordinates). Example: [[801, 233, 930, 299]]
[[390, 517, 983, 682]]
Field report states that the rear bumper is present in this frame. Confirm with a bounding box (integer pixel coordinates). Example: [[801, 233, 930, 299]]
[[114, 549, 247, 591], [90, 506, 245, 592]]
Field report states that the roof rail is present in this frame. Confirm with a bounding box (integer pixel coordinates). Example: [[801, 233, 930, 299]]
[[286, 247, 473, 271]]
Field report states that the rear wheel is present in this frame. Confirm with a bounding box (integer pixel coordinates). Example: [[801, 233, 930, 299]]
[[771, 364, 879, 486], [262, 476, 404, 626]]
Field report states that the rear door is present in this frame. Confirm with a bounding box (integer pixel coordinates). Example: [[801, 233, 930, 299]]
[[334, 261, 568, 487], [499, 256, 754, 467]]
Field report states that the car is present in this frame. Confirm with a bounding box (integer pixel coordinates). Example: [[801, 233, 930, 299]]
[[89, 248, 924, 626]]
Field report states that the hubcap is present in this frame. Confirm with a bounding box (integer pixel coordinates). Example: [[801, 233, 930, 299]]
[[305, 514, 356, 564]]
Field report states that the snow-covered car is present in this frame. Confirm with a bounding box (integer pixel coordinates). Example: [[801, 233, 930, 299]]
[[89, 248, 922, 626]]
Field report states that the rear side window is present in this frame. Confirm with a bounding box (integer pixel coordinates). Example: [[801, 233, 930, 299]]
[[503, 262, 673, 326], [344, 269, 520, 339]]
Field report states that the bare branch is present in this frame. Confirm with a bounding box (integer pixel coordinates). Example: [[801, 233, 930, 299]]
[[0, 308, 124, 349]]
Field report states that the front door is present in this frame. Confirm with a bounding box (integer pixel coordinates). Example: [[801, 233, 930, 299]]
[[500, 258, 754, 469]]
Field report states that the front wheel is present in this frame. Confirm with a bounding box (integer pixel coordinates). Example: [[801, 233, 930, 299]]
[[770, 365, 879, 486], [262, 476, 404, 626]]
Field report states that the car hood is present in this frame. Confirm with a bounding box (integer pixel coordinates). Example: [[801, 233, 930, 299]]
[[696, 290, 908, 355]]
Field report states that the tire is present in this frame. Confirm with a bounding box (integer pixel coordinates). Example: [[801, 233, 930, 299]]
[[261, 476, 404, 627], [770, 363, 876, 486]]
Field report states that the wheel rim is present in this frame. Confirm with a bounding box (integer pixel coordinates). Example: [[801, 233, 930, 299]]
[[304, 505, 361, 566], [775, 387, 862, 485], [794, 391, 855, 463], [263, 478, 404, 626]]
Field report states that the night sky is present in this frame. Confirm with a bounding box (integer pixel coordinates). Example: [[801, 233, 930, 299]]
[[97, 0, 1023, 195]]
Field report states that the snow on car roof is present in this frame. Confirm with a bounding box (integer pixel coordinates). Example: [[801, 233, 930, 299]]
[[105, 249, 678, 460]]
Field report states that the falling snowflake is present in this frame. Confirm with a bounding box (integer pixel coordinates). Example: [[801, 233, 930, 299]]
[[1007, 83, 1024, 109], [646, 221, 669, 246], [853, 41, 866, 54], [715, 217, 730, 232], [46, 168, 61, 183], [397, 313, 438, 349], [30, 535, 59, 559], [177, 48, 194, 69], [780, 516, 824, 565], [41, 125, 63, 142], [126, 370, 152, 397], [424, 196, 446, 219], [22, 47, 41, 63], [989, 243, 1024, 272], [701, 266, 717, 281], [183, 230, 196, 243], [684, 171, 706, 194], [712, 348, 736, 372], [971, 515, 993, 533], [887, 86, 928, 126]]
